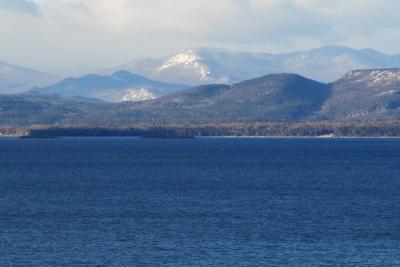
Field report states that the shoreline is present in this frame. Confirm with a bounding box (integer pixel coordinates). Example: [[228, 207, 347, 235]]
[[4, 135, 400, 139]]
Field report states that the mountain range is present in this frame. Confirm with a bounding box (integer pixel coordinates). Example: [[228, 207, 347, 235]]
[[108, 45, 400, 85], [2, 45, 400, 102], [2, 68, 400, 127]]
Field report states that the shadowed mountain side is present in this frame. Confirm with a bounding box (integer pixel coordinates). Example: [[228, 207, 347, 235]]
[[120, 74, 331, 123]]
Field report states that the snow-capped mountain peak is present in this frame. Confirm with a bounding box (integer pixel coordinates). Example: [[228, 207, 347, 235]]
[[157, 50, 211, 80]]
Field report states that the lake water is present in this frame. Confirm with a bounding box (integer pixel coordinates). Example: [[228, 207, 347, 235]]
[[1, 137, 400, 266]]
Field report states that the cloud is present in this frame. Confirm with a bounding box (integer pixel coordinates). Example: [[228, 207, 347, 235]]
[[0, 0, 399, 73], [0, 0, 41, 16]]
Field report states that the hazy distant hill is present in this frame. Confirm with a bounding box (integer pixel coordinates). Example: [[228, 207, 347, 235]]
[[0, 59, 57, 94], [3, 69, 400, 127], [108, 46, 400, 85], [33, 71, 188, 102]]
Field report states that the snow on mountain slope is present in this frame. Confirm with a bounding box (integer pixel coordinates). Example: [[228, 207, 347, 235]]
[[157, 50, 211, 79], [320, 68, 400, 119], [106, 88, 156, 102], [152, 48, 234, 85]]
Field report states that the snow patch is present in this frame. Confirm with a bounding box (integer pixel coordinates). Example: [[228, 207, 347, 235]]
[[344, 70, 400, 86], [367, 70, 400, 87], [108, 88, 157, 102], [375, 89, 398, 97]]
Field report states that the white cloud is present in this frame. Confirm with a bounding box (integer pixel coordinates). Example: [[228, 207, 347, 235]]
[[0, 0, 399, 73]]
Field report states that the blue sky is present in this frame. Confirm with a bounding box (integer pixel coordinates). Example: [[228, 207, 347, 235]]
[[0, 0, 399, 73]]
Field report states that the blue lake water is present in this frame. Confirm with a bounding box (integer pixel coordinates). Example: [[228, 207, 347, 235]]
[[1, 137, 400, 266]]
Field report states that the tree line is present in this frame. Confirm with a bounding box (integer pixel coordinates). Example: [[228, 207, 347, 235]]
[[16, 120, 400, 138]]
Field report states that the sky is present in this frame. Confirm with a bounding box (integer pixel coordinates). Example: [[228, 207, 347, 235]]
[[0, 0, 399, 74]]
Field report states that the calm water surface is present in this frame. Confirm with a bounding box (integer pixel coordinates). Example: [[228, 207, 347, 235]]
[[1, 137, 400, 266]]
